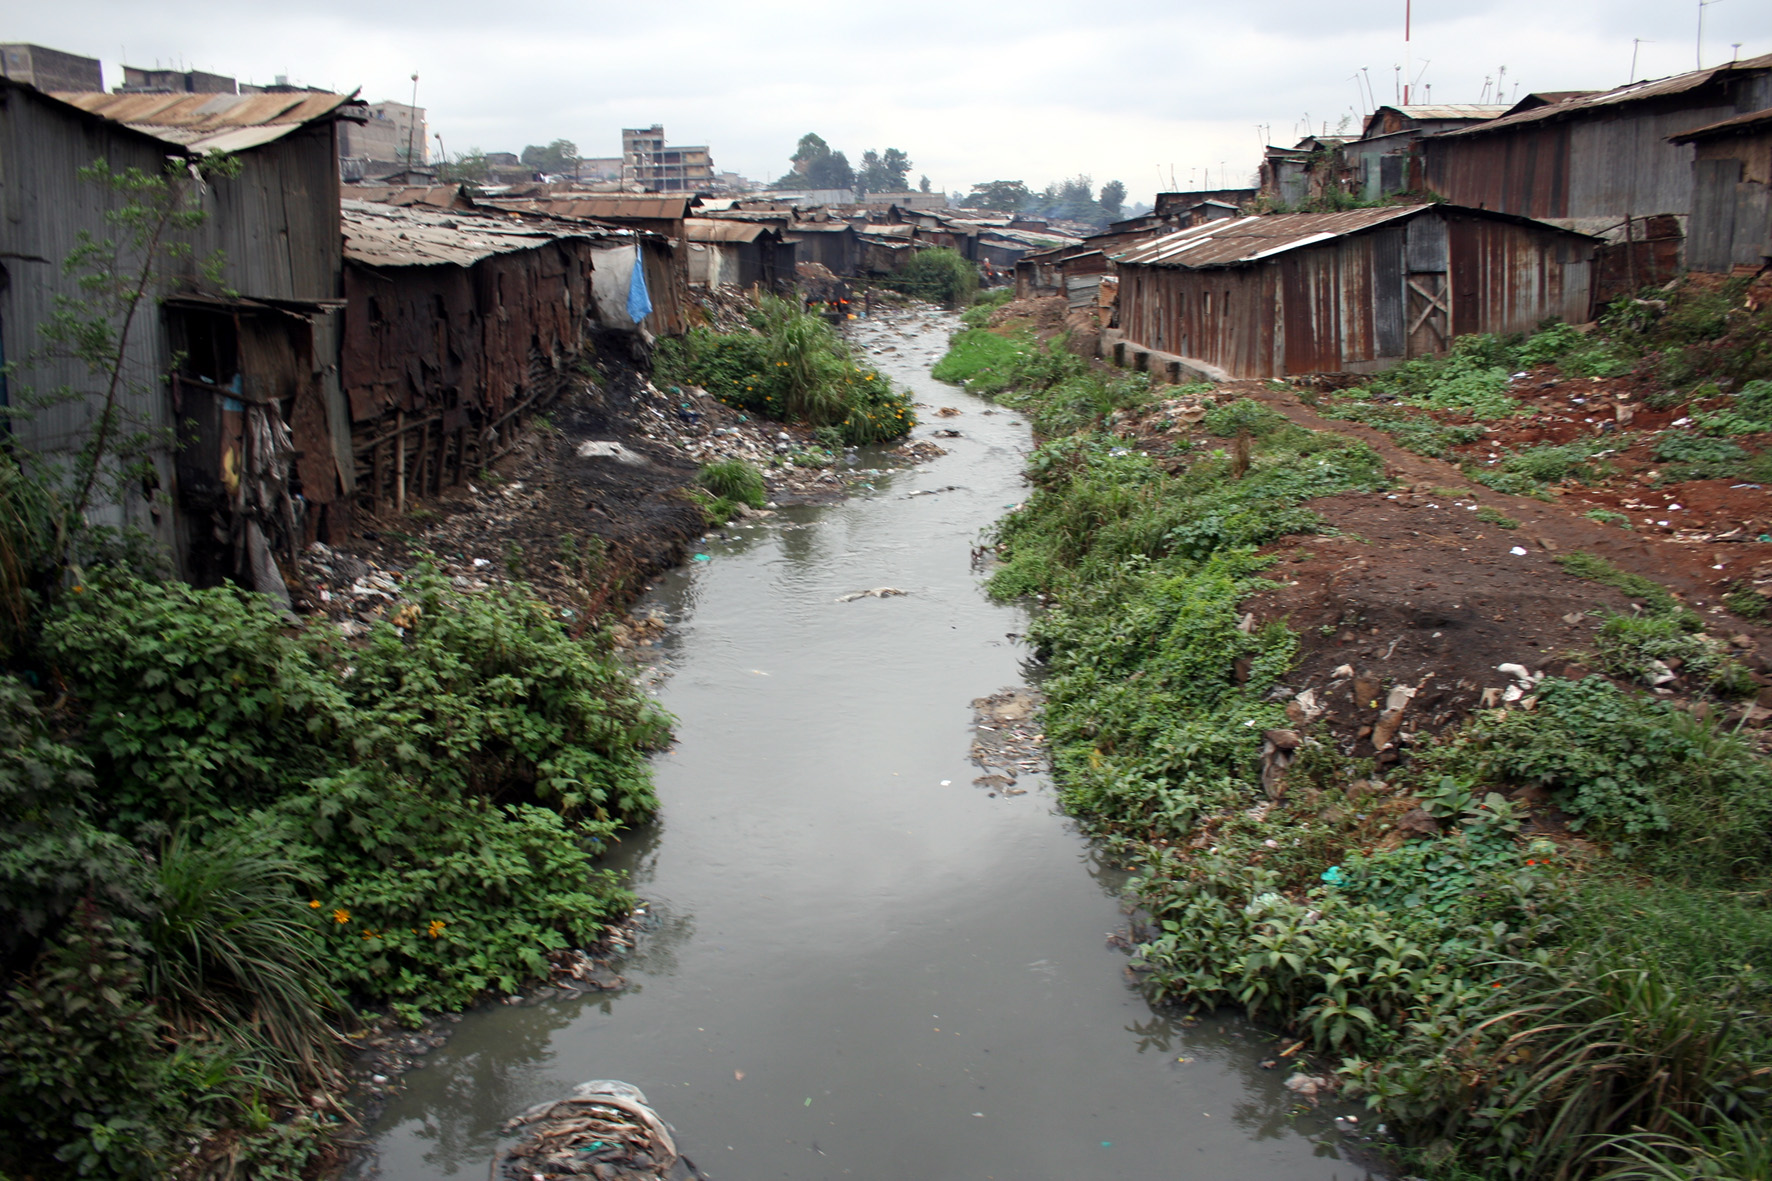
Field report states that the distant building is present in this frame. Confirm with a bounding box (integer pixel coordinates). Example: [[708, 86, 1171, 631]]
[[622, 125, 715, 193], [0, 43, 101, 91], [338, 100, 426, 168], [117, 65, 237, 94], [579, 157, 623, 182]]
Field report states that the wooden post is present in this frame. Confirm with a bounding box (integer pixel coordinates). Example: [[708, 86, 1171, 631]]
[[395, 409, 406, 516]]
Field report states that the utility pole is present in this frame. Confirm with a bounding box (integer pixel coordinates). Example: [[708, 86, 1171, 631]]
[[405, 73, 419, 171], [434, 132, 447, 182]]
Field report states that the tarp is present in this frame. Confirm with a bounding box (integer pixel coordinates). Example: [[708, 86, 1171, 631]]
[[626, 243, 653, 324]]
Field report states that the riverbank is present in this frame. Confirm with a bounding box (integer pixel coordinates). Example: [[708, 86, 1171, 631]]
[[0, 293, 927, 1180], [358, 302, 1376, 1181], [942, 288, 1772, 1179]]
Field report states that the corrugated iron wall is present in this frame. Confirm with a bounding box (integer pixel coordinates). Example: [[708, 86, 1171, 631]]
[[1687, 134, 1772, 272], [1421, 123, 1573, 217], [1445, 211, 1592, 337], [341, 239, 598, 513], [1116, 210, 1594, 379]]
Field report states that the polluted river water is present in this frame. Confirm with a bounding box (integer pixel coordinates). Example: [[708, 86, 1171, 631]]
[[360, 308, 1377, 1180]]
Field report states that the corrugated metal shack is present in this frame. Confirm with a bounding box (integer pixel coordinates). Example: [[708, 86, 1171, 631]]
[[1670, 109, 1772, 273], [683, 218, 793, 290], [1109, 204, 1597, 380], [1420, 54, 1772, 221], [340, 200, 643, 515], [0, 81, 361, 592]]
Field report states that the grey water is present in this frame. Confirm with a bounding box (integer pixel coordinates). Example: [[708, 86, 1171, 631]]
[[360, 307, 1376, 1181]]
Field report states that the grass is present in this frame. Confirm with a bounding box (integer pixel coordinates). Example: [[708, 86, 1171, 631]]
[[1475, 505, 1520, 528], [1554, 551, 1681, 613], [955, 312, 1772, 1179]]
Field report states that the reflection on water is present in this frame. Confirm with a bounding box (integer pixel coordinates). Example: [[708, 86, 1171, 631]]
[[359, 310, 1378, 1181]]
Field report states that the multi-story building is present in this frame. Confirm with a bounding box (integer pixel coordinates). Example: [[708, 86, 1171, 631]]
[[338, 100, 426, 168], [0, 43, 102, 91], [621, 125, 715, 193], [118, 65, 237, 94]]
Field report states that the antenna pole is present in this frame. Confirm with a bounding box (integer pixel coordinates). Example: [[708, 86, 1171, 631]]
[[1403, 0, 1412, 104]]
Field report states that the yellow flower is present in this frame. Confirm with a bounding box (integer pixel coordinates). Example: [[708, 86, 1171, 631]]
[[428, 919, 446, 939], [309, 900, 322, 909], [333, 908, 351, 924], [361, 929, 378, 940]]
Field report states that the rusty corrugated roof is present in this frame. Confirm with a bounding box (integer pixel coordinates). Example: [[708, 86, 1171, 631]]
[[1670, 106, 1772, 141], [53, 90, 355, 152], [342, 199, 625, 268], [684, 218, 774, 244], [1438, 53, 1772, 138], [1112, 207, 1426, 268], [485, 194, 694, 220]]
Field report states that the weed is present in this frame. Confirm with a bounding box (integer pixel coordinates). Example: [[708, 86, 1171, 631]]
[[1585, 508, 1633, 529], [1590, 610, 1753, 697], [697, 458, 766, 508], [1475, 506, 1521, 528], [1693, 378, 1772, 435], [1554, 551, 1680, 612], [1723, 587, 1767, 618]]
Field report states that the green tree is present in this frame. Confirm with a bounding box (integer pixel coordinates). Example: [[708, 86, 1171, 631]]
[[444, 147, 490, 183], [519, 139, 580, 176], [919, 174, 932, 193], [858, 148, 911, 195], [961, 179, 1033, 212], [1099, 179, 1127, 222]]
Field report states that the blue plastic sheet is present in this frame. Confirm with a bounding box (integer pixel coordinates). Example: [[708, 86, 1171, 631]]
[[626, 243, 652, 324]]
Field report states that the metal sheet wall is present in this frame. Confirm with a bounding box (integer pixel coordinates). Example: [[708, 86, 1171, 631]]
[[1117, 209, 1594, 379]]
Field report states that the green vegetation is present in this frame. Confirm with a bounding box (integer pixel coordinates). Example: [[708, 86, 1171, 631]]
[[2, 567, 667, 1176], [693, 458, 768, 524], [952, 316, 1772, 1177], [1555, 551, 1682, 613], [1693, 379, 1772, 435], [1474, 505, 1520, 528], [960, 286, 1015, 329], [1585, 508, 1633, 529], [1602, 275, 1772, 391], [1321, 399, 1486, 458], [891, 246, 980, 306], [654, 296, 915, 444], [1468, 438, 1617, 497]]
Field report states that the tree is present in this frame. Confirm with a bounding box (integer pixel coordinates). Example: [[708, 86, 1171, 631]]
[[961, 180, 1033, 212], [918, 175, 932, 193], [856, 148, 910, 197], [1099, 180, 1127, 222], [519, 139, 580, 176], [805, 150, 854, 190], [444, 147, 490, 183]]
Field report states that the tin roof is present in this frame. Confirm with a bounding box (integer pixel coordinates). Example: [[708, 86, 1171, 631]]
[[485, 194, 696, 221], [1437, 53, 1772, 138], [1377, 104, 1512, 121], [54, 90, 357, 153], [346, 184, 475, 209], [341, 199, 626, 268], [684, 218, 774, 244], [1669, 106, 1772, 142], [1112, 207, 1427, 268]]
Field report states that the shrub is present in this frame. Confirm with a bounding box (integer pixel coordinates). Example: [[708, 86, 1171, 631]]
[[697, 459, 766, 508], [1589, 609, 1752, 696], [655, 304, 914, 445], [1693, 378, 1772, 435], [895, 247, 979, 306]]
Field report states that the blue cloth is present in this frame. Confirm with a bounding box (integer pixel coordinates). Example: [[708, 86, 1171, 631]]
[[626, 243, 652, 324]]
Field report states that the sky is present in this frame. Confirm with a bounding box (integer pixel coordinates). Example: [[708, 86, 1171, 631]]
[[12, 1, 1772, 205]]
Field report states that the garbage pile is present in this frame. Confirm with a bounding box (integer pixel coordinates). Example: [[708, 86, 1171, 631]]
[[492, 1081, 695, 1181]]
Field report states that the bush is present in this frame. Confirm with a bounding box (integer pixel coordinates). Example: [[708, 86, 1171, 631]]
[[654, 302, 915, 445], [697, 459, 766, 508], [894, 246, 979, 306]]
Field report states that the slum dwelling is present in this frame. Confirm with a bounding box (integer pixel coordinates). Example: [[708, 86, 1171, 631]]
[[339, 199, 670, 517], [1107, 204, 1597, 381], [0, 81, 362, 599]]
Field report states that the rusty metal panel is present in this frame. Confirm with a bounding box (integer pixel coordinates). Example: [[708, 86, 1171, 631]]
[[1688, 157, 1742, 272], [1371, 226, 1406, 358]]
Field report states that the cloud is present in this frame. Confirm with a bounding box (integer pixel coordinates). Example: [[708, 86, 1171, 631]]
[[13, 0, 1772, 204]]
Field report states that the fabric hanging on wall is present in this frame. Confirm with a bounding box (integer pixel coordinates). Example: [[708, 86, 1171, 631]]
[[627, 242, 653, 324]]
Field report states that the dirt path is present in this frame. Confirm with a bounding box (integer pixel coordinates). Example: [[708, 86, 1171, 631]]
[[1242, 382, 1760, 609]]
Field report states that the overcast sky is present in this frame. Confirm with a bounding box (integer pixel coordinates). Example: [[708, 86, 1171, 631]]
[[14, 1, 1772, 203]]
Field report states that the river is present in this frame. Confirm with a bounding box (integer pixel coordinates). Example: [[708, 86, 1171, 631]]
[[359, 306, 1376, 1181]]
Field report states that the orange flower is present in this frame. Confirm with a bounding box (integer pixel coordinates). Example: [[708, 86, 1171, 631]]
[[309, 900, 322, 909], [428, 919, 446, 938], [333, 908, 351, 924]]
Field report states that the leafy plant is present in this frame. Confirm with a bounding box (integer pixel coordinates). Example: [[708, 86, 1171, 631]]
[[697, 458, 766, 508], [1554, 551, 1681, 612]]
